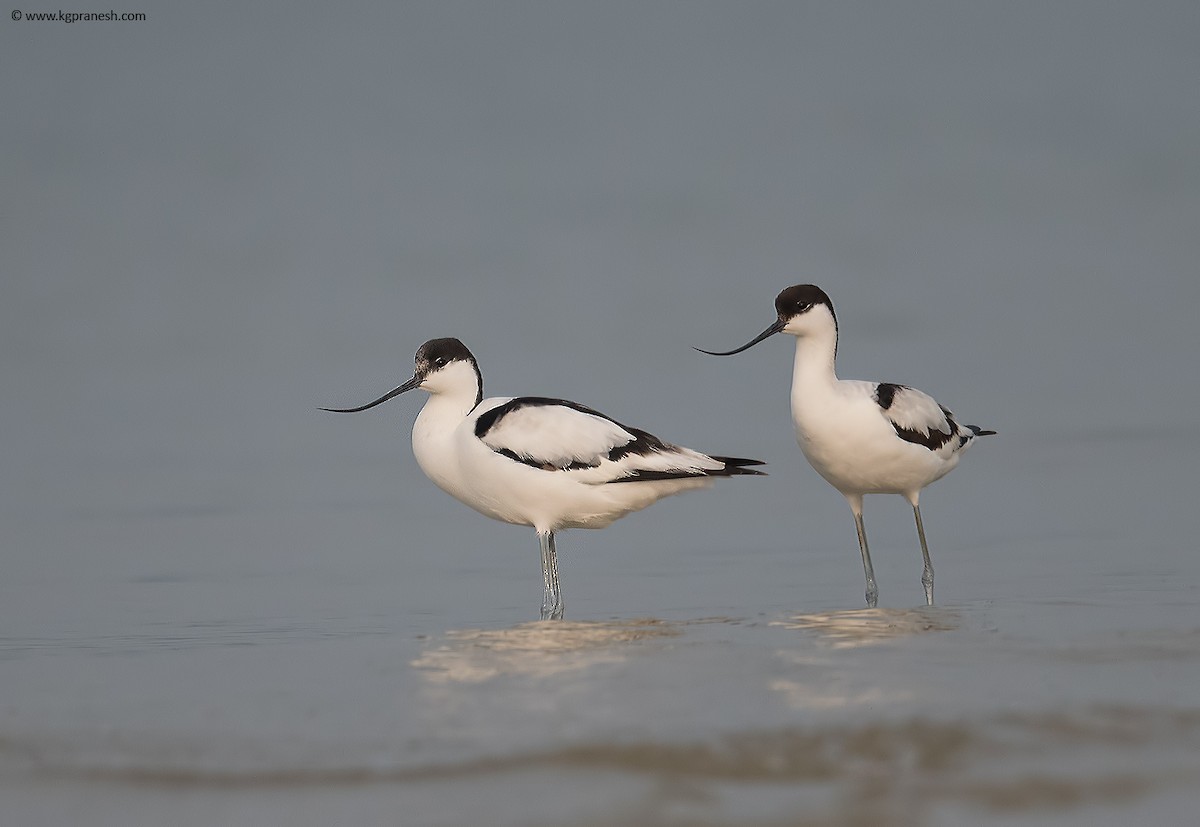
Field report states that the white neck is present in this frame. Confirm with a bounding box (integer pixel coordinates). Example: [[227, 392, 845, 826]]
[[415, 388, 475, 431], [418, 361, 481, 419], [411, 360, 481, 445], [790, 326, 838, 391], [410, 364, 481, 494]]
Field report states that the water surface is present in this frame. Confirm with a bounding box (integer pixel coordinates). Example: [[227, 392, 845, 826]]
[[3, 2, 1198, 824]]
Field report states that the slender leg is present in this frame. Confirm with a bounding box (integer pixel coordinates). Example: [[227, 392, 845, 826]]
[[538, 530, 564, 620], [913, 504, 934, 605], [847, 494, 878, 608]]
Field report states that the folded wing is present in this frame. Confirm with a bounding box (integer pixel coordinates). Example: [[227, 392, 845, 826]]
[[475, 397, 764, 482], [874, 382, 960, 452]]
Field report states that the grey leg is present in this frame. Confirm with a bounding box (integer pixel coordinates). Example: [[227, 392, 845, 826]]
[[538, 531, 564, 620], [913, 505, 934, 605], [848, 495, 878, 608]]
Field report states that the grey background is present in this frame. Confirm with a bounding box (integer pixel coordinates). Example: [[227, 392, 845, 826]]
[[3, 3, 1199, 824], [4, 2, 1196, 605]]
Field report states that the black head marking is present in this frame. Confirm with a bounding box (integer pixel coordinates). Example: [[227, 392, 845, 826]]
[[416, 337, 477, 373], [320, 337, 482, 414], [775, 284, 836, 327], [415, 337, 483, 408], [696, 284, 838, 357]]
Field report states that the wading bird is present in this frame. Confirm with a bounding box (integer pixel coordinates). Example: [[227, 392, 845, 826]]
[[699, 285, 993, 607], [324, 337, 764, 619]]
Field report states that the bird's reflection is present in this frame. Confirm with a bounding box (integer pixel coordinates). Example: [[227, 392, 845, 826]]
[[768, 607, 962, 709], [771, 606, 961, 649], [412, 618, 682, 684]]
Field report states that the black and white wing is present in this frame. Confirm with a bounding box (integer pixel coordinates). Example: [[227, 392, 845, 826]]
[[873, 383, 994, 455], [473, 397, 764, 483]]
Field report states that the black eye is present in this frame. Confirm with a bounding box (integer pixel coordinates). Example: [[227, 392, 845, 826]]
[[434, 356, 447, 367]]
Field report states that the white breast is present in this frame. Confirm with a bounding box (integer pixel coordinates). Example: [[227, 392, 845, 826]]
[[792, 380, 953, 496]]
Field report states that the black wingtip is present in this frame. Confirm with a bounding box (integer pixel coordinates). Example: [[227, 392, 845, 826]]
[[716, 456, 767, 476], [714, 456, 766, 467], [608, 465, 767, 483]]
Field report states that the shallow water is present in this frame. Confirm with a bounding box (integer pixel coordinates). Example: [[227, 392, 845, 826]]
[[4, 579, 1200, 825], [4, 2, 1199, 824]]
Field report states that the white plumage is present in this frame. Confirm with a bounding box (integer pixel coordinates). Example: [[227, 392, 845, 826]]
[[700, 285, 994, 608], [325, 337, 764, 619]]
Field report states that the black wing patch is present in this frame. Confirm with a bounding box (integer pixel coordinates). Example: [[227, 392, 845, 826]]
[[477, 396, 667, 466], [892, 406, 958, 451], [605, 427, 670, 462], [874, 382, 903, 410], [875, 383, 957, 451], [491, 447, 601, 472], [607, 455, 766, 483], [475, 397, 767, 479], [876, 383, 996, 452], [474, 397, 608, 439], [474, 397, 631, 471]]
